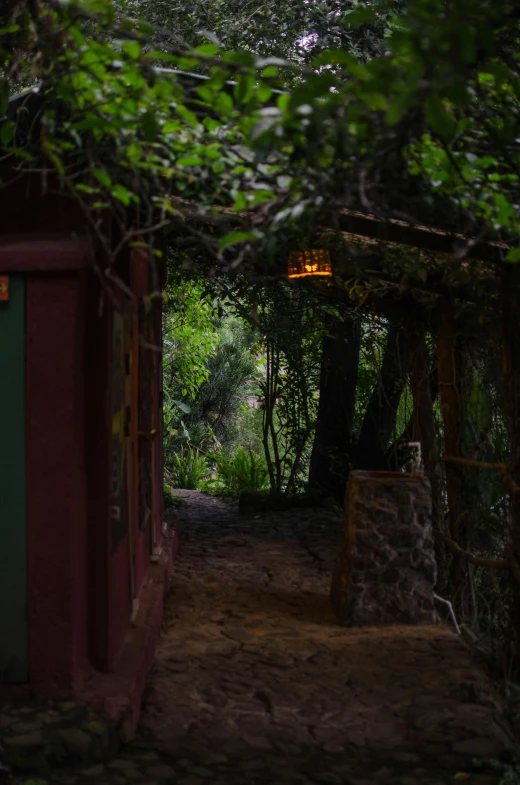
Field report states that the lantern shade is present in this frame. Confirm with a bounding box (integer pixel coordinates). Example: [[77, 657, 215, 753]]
[[288, 249, 332, 279]]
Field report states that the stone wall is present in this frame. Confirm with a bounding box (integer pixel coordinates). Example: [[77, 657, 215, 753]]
[[330, 471, 438, 625]]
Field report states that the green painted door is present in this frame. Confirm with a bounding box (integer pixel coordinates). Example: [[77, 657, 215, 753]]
[[0, 274, 27, 683]]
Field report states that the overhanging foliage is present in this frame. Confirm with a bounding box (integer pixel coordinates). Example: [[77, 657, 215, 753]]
[[0, 0, 518, 281]]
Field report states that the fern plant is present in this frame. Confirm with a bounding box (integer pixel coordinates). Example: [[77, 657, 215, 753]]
[[206, 446, 269, 497], [171, 446, 208, 490]]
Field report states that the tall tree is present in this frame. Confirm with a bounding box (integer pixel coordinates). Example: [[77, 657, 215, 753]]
[[308, 311, 361, 501], [354, 321, 409, 471]]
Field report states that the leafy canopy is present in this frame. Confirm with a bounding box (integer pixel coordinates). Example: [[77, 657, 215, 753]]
[[0, 0, 519, 272]]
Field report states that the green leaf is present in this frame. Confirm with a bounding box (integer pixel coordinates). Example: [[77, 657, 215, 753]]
[[215, 91, 234, 112], [162, 119, 180, 134], [75, 183, 97, 194], [507, 248, 520, 263], [0, 120, 14, 147], [203, 117, 221, 132], [364, 92, 388, 111], [256, 83, 273, 103], [127, 142, 141, 163], [68, 25, 86, 46], [122, 40, 140, 60], [112, 184, 131, 206], [176, 105, 200, 127], [173, 400, 191, 414], [42, 141, 65, 176], [177, 57, 198, 71], [233, 191, 247, 210], [0, 24, 21, 35], [343, 6, 377, 27], [195, 43, 220, 56], [197, 85, 215, 103], [92, 167, 112, 188], [145, 50, 178, 63], [234, 74, 255, 105], [277, 92, 290, 111], [425, 97, 456, 140], [224, 51, 256, 67], [177, 156, 203, 166], [218, 231, 257, 250]]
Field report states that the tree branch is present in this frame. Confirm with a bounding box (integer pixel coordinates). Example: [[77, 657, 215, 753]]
[[431, 454, 520, 495], [433, 530, 508, 570]]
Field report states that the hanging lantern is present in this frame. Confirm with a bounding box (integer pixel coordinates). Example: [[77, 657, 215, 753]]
[[287, 249, 333, 279]]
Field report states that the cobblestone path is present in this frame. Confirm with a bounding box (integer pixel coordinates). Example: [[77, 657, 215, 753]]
[[4, 491, 516, 785], [135, 491, 515, 785]]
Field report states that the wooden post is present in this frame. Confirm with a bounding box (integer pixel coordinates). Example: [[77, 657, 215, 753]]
[[501, 262, 520, 653], [437, 300, 467, 612], [409, 319, 445, 586]]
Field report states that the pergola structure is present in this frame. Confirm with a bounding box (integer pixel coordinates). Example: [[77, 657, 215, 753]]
[[0, 71, 518, 730]]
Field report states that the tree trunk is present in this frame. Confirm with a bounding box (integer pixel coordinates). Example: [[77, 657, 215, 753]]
[[355, 321, 409, 471], [409, 319, 445, 589], [308, 313, 361, 503], [385, 364, 438, 470], [262, 337, 282, 492]]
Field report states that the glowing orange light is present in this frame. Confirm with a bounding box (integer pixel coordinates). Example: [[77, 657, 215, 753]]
[[288, 249, 332, 279]]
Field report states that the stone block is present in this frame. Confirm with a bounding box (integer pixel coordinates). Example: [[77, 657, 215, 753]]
[[330, 470, 438, 626], [2, 732, 48, 774], [53, 728, 93, 763]]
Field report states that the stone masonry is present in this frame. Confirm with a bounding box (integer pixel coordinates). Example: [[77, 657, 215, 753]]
[[331, 470, 438, 626]]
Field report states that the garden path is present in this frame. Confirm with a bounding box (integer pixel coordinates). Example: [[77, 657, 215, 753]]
[[7, 490, 515, 785], [135, 490, 515, 785]]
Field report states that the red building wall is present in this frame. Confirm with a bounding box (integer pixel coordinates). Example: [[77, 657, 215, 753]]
[[0, 175, 166, 696], [25, 271, 89, 693]]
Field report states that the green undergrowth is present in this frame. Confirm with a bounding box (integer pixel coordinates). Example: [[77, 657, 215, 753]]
[[163, 482, 187, 512], [166, 444, 270, 498], [170, 446, 208, 490], [202, 446, 269, 497]]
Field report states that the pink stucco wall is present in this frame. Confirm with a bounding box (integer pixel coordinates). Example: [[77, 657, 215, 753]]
[[25, 271, 89, 694], [0, 184, 166, 703]]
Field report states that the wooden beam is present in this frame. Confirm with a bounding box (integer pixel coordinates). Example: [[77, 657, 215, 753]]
[[335, 210, 510, 265]]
